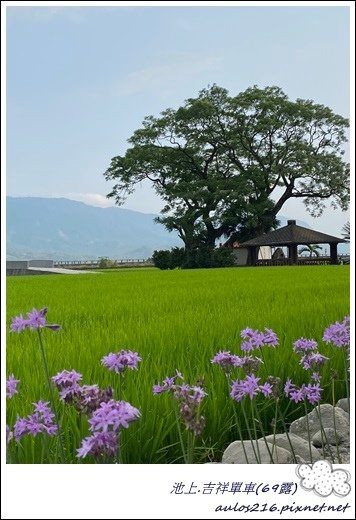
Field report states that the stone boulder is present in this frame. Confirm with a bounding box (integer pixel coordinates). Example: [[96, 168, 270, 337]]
[[312, 428, 348, 448], [336, 398, 349, 414], [289, 404, 349, 442], [222, 439, 298, 464], [264, 433, 322, 463]]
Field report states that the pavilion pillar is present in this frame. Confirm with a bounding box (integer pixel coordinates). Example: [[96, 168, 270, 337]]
[[330, 243, 338, 265], [288, 244, 298, 264], [249, 246, 258, 266]]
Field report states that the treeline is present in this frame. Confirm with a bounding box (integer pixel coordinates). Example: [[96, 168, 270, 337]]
[[152, 247, 235, 270]]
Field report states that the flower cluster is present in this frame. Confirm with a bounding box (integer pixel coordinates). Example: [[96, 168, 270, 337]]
[[323, 316, 350, 349], [293, 338, 318, 354], [10, 307, 60, 333], [152, 370, 183, 394], [77, 400, 140, 459], [292, 336, 329, 384], [240, 327, 278, 352], [6, 374, 20, 398], [300, 352, 329, 371], [52, 370, 113, 414], [211, 351, 243, 372], [13, 401, 58, 441], [284, 379, 322, 405], [230, 374, 277, 401], [153, 372, 207, 436], [101, 350, 142, 374]]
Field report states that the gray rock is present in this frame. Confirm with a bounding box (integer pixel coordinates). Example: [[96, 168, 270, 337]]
[[222, 440, 295, 464], [264, 433, 322, 463], [316, 445, 350, 464], [336, 398, 349, 414], [290, 404, 349, 442], [312, 428, 347, 447]]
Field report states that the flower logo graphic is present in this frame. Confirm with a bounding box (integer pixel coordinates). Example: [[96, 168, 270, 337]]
[[296, 460, 351, 497]]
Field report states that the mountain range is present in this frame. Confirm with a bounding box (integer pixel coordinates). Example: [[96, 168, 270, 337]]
[[6, 196, 347, 260], [6, 197, 181, 260]]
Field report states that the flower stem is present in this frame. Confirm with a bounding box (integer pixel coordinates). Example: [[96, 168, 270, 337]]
[[343, 351, 350, 411], [37, 329, 66, 463], [272, 398, 279, 463], [331, 377, 342, 463], [303, 398, 313, 463], [241, 398, 260, 463], [277, 404, 298, 463], [253, 401, 275, 463], [232, 405, 249, 463], [173, 398, 187, 463], [315, 402, 334, 463], [187, 430, 195, 464]]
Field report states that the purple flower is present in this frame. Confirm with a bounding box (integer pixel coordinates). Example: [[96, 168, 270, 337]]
[[88, 400, 140, 432], [10, 315, 28, 333], [152, 373, 179, 394], [59, 385, 82, 402], [300, 352, 329, 370], [259, 382, 273, 397], [293, 338, 318, 354], [52, 370, 83, 403], [27, 307, 48, 329], [33, 400, 53, 416], [284, 379, 322, 405], [154, 371, 207, 436], [242, 374, 261, 399], [76, 384, 113, 414], [323, 316, 350, 348], [13, 401, 58, 441], [101, 350, 141, 374], [240, 327, 279, 351], [303, 383, 322, 404], [311, 372, 321, 383], [6, 374, 20, 398], [230, 379, 246, 402], [190, 386, 207, 403], [230, 374, 261, 401], [284, 378, 296, 397], [289, 388, 305, 403], [152, 384, 166, 394], [77, 431, 118, 460], [10, 307, 61, 333], [52, 369, 83, 388], [211, 351, 243, 370], [52, 371, 113, 413]]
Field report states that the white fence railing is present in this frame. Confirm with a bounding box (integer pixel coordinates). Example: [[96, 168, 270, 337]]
[[53, 259, 152, 267]]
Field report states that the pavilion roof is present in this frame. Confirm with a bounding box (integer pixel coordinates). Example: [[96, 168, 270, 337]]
[[239, 220, 347, 247]]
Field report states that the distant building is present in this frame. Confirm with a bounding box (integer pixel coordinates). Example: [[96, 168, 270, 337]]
[[223, 220, 347, 266]]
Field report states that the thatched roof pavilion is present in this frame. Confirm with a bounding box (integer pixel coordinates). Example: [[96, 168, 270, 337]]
[[239, 220, 347, 266]]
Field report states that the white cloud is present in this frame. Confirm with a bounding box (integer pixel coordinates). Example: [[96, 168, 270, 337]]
[[64, 193, 116, 208], [58, 228, 68, 240], [296, 461, 351, 497], [8, 6, 85, 24], [110, 54, 220, 97]]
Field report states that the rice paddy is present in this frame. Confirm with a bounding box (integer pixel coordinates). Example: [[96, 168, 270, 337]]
[[6, 265, 350, 464]]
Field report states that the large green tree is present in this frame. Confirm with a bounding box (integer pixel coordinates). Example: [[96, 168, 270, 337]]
[[104, 85, 349, 248]]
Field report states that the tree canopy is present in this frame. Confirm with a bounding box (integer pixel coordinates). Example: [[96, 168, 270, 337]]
[[341, 221, 350, 241], [104, 84, 349, 249]]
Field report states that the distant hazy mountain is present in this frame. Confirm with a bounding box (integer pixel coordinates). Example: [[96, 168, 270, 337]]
[[6, 197, 181, 260], [6, 197, 348, 260]]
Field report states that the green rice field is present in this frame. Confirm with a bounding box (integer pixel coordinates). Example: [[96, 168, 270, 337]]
[[6, 265, 350, 464]]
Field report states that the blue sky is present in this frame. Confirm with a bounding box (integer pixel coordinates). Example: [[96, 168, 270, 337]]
[[6, 4, 351, 236]]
